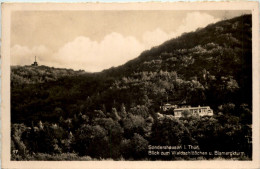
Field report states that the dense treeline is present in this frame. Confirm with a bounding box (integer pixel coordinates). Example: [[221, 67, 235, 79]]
[[11, 65, 86, 85], [12, 105, 252, 160], [11, 14, 252, 160]]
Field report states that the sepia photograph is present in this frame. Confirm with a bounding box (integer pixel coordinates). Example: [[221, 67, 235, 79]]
[[1, 2, 259, 169]]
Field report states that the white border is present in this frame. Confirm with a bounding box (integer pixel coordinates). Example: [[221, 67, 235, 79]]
[[1, 2, 260, 169]]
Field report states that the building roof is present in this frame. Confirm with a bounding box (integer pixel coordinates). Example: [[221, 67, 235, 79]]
[[174, 106, 211, 111]]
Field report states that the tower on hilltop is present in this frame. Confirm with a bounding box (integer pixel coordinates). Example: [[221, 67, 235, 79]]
[[31, 56, 38, 66]]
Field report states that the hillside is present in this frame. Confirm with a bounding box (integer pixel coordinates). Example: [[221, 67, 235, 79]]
[[11, 65, 87, 86], [11, 14, 252, 123], [102, 15, 251, 77], [11, 14, 252, 161], [101, 14, 252, 108]]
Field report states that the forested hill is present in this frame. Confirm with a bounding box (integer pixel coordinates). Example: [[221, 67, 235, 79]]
[[11, 65, 87, 85], [102, 14, 251, 80], [11, 14, 252, 124], [100, 14, 252, 107]]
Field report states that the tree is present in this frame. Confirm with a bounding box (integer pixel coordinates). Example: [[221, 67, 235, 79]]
[[119, 133, 148, 160], [93, 117, 123, 159], [129, 105, 149, 119], [102, 104, 107, 114], [122, 114, 145, 139], [130, 133, 149, 160], [218, 103, 236, 115], [182, 110, 191, 118], [11, 124, 28, 158], [73, 124, 108, 157], [54, 107, 63, 115], [63, 131, 74, 153], [118, 103, 127, 119], [141, 95, 152, 107], [239, 104, 252, 124], [110, 108, 121, 121], [86, 96, 93, 111], [150, 115, 193, 146]]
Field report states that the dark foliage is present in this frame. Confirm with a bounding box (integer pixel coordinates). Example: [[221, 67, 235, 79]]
[[11, 15, 252, 160]]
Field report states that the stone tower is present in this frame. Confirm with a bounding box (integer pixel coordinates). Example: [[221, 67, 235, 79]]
[[31, 56, 38, 66]]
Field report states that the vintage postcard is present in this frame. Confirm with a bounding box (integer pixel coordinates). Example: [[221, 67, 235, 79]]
[[1, 2, 259, 169]]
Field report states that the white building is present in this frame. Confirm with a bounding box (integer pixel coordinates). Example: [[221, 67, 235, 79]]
[[174, 106, 213, 118]]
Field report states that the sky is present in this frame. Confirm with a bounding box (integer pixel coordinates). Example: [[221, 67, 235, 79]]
[[11, 10, 250, 72]]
